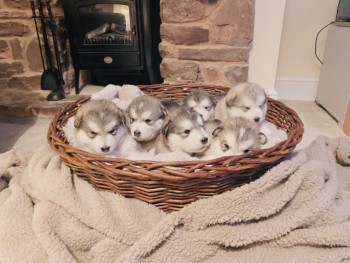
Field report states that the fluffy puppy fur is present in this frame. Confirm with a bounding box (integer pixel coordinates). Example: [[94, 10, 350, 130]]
[[151, 107, 209, 155], [199, 117, 265, 159], [123, 95, 166, 152], [214, 82, 267, 127], [182, 90, 216, 122], [74, 99, 126, 156], [160, 99, 181, 112]]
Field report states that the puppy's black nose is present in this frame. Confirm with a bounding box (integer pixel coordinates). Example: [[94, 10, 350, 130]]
[[201, 137, 208, 144], [134, 130, 141, 137], [101, 146, 110, 152], [254, 117, 260, 123]]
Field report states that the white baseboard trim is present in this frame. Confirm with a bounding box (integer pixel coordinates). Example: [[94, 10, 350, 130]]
[[275, 79, 318, 101]]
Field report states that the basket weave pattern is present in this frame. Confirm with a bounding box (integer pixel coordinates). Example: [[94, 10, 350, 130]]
[[47, 84, 304, 212]]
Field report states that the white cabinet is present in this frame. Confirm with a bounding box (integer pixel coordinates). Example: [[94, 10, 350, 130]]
[[316, 23, 350, 135]]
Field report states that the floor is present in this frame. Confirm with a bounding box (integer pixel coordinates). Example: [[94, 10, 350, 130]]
[[0, 85, 347, 154]]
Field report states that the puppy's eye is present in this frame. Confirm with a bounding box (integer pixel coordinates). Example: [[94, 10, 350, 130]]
[[243, 149, 251, 154], [204, 106, 211, 111], [130, 118, 135, 124], [109, 128, 117, 135], [88, 131, 97, 139], [222, 143, 230, 151], [242, 107, 250, 112], [145, 119, 152, 125], [259, 103, 265, 109], [182, 129, 191, 136]]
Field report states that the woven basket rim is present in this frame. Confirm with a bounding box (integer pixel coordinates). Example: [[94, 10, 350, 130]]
[[47, 83, 304, 170]]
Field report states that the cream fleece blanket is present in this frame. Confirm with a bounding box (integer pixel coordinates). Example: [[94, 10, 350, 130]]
[[0, 135, 350, 262]]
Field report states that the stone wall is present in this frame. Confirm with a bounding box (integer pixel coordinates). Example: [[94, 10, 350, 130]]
[[0, 0, 73, 92], [0, 0, 253, 92], [159, 0, 254, 86]]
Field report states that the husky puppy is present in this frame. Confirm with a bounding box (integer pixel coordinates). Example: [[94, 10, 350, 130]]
[[123, 95, 166, 152], [214, 82, 267, 127], [152, 107, 209, 155], [182, 90, 216, 122], [200, 117, 265, 159], [74, 99, 126, 156]]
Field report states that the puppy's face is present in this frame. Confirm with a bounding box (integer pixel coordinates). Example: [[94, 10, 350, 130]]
[[183, 90, 215, 122], [74, 100, 126, 155], [209, 117, 262, 156], [126, 96, 165, 142], [225, 83, 267, 126], [162, 108, 209, 154]]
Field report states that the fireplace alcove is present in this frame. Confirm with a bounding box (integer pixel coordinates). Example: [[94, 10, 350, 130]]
[[61, 0, 162, 94]]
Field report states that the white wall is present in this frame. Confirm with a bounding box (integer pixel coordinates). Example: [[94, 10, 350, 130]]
[[276, 0, 339, 100], [248, 0, 286, 99]]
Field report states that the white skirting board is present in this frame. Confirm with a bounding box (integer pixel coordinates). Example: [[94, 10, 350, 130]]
[[275, 79, 318, 101]]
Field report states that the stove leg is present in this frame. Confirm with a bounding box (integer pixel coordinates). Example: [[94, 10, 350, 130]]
[[74, 69, 80, 94], [148, 69, 160, 84]]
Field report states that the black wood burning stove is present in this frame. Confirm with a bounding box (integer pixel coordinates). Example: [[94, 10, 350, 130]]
[[62, 0, 162, 94]]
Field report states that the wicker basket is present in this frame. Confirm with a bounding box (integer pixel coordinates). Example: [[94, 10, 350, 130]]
[[47, 83, 304, 212]]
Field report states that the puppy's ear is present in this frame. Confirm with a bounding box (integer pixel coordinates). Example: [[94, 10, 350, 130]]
[[74, 111, 83, 129], [159, 101, 168, 117], [161, 116, 172, 137], [225, 89, 237, 107], [212, 126, 223, 137], [258, 132, 267, 145], [211, 97, 217, 106], [118, 109, 126, 125]]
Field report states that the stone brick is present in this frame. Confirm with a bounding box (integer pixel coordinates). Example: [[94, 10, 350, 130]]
[[10, 39, 23, 59], [0, 22, 30, 36], [4, 0, 30, 9], [0, 40, 9, 53], [204, 64, 220, 82], [178, 46, 249, 62], [62, 67, 75, 92], [224, 63, 248, 85], [0, 79, 9, 89], [0, 11, 31, 19], [26, 37, 43, 72], [159, 42, 177, 58], [161, 0, 205, 22], [212, 26, 253, 47], [0, 62, 24, 78], [8, 75, 41, 91], [211, 0, 254, 46], [161, 24, 209, 45], [160, 58, 203, 82]]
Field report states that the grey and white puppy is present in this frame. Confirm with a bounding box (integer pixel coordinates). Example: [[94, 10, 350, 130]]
[[214, 82, 267, 127], [199, 117, 265, 159], [182, 89, 216, 122], [124, 95, 166, 151], [74, 99, 126, 156], [151, 107, 209, 155]]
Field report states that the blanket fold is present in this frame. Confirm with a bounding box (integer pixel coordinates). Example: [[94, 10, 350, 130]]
[[0, 135, 350, 263]]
